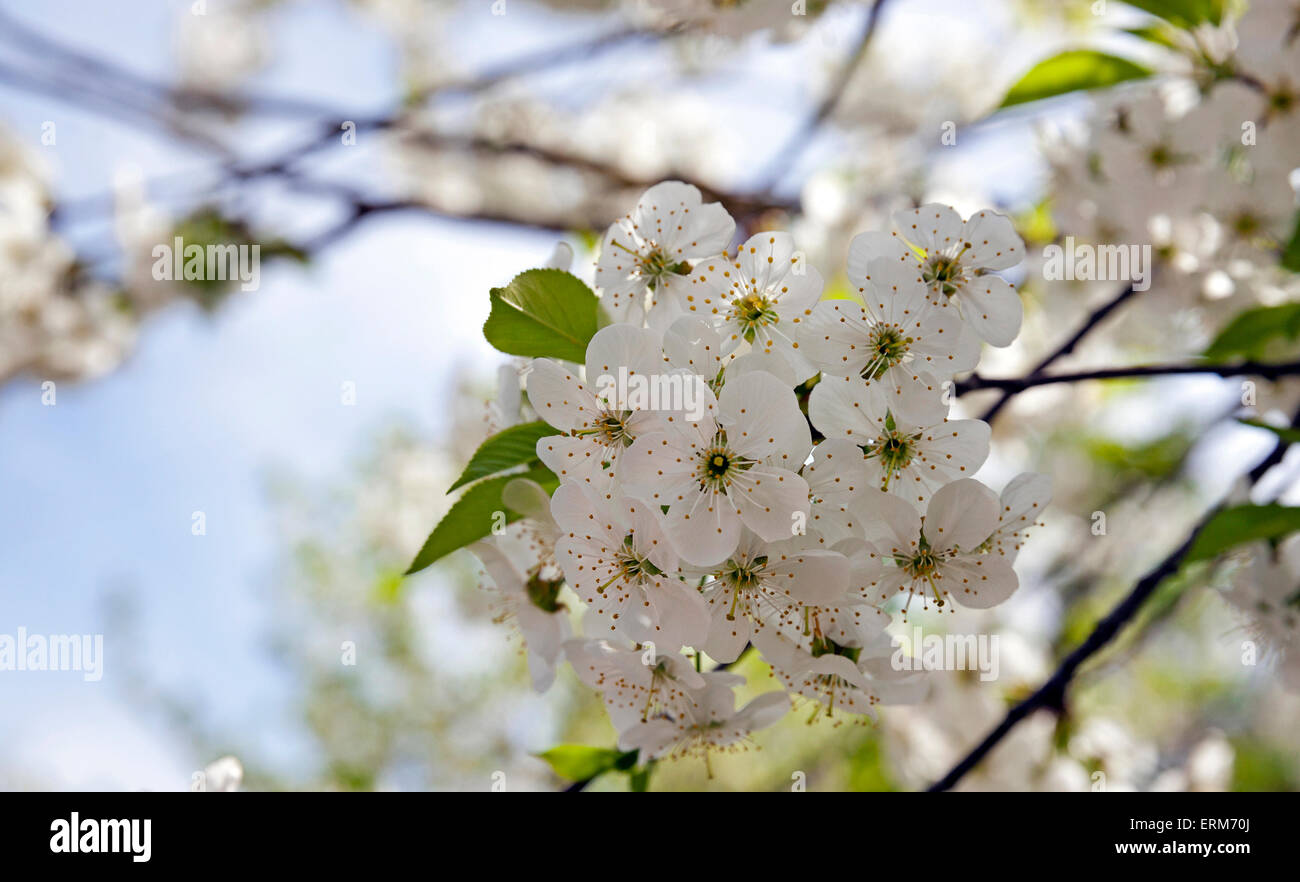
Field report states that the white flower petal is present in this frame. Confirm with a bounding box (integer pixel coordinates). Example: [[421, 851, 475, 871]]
[[961, 209, 1024, 271], [527, 359, 602, 430], [961, 274, 1023, 347], [731, 465, 809, 543], [944, 554, 1019, 609], [925, 478, 999, 552], [847, 230, 914, 286], [666, 489, 743, 567], [894, 203, 966, 255]]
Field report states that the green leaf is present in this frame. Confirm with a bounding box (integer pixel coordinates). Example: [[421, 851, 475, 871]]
[[1123, 25, 1183, 50], [1123, 0, 1223, 28], [1187, 504, 1300, 563], [483, 268, 602, 363], [999, 51, 1153, 109], [1237, 418, 1300, 445], [404, 465, 557, 575], [1203, 303, 1300, 362], [1280, 209, 1300, 274], [536, 745, 634, 782], [448, 420, 555, 492]]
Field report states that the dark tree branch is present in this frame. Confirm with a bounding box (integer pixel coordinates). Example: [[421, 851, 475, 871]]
[[958, 359, 1300, 395], [928, 522, 1205, 791], [929, 409, 1300, 792]]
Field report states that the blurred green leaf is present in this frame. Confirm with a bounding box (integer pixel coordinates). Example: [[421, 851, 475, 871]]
[[1123, 0, 1223, 28], [1280, 209, 1300, 273], [1187, 504, 1300, 563], [448, 420, 554, 492], [1083, 433, 1193, 481], [404, 465, 557, 575], [165, 209, 307, 312], [370, 570, 406, 605], [845, 735, 899, 792], [1122, 25, 1183, 50], [1015, 199, 1059, 247], [999, 51, 1153, 109], [1203, 303, 1300, 362], [483, 269, 602, 363], [1231, 738, 1297, 790], [536, 745, 635, 782], [1237, 418, 1300, 445]]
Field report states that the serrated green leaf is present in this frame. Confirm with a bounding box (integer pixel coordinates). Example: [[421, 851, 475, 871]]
[[448, 420, 555, 492], [1203, 303, 1300, 362], [535, 745, 632, 782], [483, 268, 602, 363], [999, 51, 1153, 109], [1187, 504, 1300, 563], [1123, 0, 1223, 28], [404, 466, 557, 575], [1237, 418, 1300, 445]]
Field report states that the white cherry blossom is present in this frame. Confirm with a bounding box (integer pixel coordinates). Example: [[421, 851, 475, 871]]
[[463, 185, 1050, 747], [696, 528, 852, 663], [684, 231, 823, 382], [863, 478, 1017, 617], [802, 438, 874, 545], [1224, 538, 1300, 667], [763, 624, 927, 721], [620, 677, 789, 766], [551, 482, 708, 650], [564, 638, 707, 739], [981, 473, 1053, 563], [809, 377, 990, 505], [800, 253, 969, 425], [859, 204, 1026, 347], [621, 370, 811, 566], [471, 526, 570, 691], [531, 323, 667, 488], [595, 181, 735, 329]]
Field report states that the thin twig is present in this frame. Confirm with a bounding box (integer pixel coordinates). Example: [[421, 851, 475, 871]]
[[752, 0, 891, 190], [976, 283, 1139, 422]]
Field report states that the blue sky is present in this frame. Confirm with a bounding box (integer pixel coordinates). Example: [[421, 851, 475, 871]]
[[0, 0, 576, 788]]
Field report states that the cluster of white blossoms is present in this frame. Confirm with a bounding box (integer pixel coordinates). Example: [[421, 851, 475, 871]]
[[0, 130, 139, 384], [1042, 2, 1300, 692], [1046, 2, 1300, 309], [472, 181, 1050, 764]]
